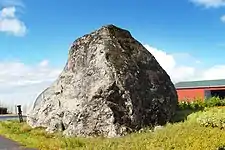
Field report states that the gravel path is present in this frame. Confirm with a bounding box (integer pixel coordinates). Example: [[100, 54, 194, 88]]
[[0, 135, 37, 150]]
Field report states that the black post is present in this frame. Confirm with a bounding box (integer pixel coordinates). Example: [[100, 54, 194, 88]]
[[17, 105, 23, 123]]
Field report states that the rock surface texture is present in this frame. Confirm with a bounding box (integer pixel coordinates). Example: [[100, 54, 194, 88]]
[[27, 25, 178, 137]]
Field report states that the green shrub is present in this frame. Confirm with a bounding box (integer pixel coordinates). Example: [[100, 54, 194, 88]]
[[205, 97, 225, 107], [178, 97, 225, 111], [177, 100, 205, 110], [195, 108, 225, 129]]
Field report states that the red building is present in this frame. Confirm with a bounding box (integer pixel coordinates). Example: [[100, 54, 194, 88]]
[[175, 79, 225, 102]]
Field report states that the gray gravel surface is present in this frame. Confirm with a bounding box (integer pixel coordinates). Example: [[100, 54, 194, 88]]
[[0, 135, 37, 150]]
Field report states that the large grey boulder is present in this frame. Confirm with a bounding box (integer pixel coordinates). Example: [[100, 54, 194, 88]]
[[27, 25, 178, 137]]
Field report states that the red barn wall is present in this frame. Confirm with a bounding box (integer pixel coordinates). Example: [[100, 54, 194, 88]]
[[176, 88, 205, 102], [176, 86, 225, 102]]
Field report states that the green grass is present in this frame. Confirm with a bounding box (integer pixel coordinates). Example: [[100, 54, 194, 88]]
[[1, 107, 225, 149]]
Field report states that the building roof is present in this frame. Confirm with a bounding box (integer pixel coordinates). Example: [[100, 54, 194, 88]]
[[175, 79, 225, 89]]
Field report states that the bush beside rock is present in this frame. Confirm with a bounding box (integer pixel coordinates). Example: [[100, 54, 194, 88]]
[[196, 108, 225, 129]]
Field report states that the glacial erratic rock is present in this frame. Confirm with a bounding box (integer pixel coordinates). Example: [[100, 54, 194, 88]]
[[27, 24, 178, 137]]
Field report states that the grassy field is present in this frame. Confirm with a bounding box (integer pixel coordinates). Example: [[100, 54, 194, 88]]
[[1, 108, 225, 149], [1, 98, 225, 150]]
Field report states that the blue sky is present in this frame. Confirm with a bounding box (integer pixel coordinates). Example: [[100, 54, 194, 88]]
[[1, 0, 225, 66], [1, 0, 225, 109]]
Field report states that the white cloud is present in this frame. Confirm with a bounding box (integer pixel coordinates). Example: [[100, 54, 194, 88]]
[[190, 1, 225, 22], [190, 0, 225, 8], [201, 65, 225, 80], [144, 44, 225, 83], [0, 6, 27, 36], [221, 15, 225, 23], [39, 60, 49, 67], [0, 0, 24, 8], [144, 45, 198, 83], [144, 45, 176, 71], [0, 7, 15, 18], [0, 60, 62, 112]]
